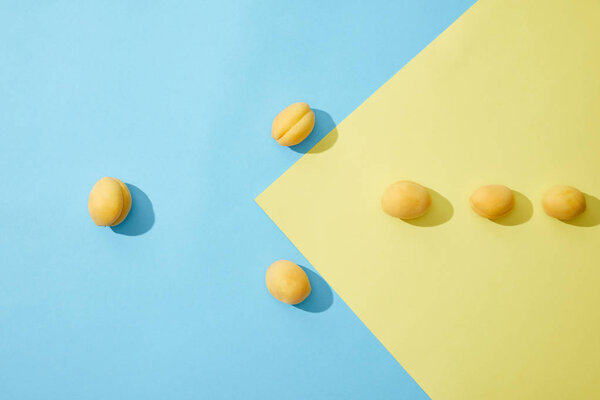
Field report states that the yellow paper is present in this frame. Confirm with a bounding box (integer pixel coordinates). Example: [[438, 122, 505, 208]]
[[257, 0, 600, 398]]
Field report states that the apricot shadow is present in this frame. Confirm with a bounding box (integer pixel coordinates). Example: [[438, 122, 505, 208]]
[[111, 184, 155, 236], [405, 188, 453, 227], [494, 191, 533, 226], [565, 193, 600, 227], [290, 109, 338, 154], [294, 266, 333, 313]]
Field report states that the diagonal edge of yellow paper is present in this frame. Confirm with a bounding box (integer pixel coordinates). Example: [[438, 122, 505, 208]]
[[257, 0, 600, 399]]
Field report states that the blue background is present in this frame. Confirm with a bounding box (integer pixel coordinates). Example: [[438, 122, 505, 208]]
[[0, 1, 474, 398]]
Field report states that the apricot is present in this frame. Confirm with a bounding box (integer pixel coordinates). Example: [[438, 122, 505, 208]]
[[470, 185, 514, 220], [381, 181, 431, 220], [88, 177, 132, 226], [266, 260, 311, 305], [271, 102, 315, 146], [542, 185, 586, 221]]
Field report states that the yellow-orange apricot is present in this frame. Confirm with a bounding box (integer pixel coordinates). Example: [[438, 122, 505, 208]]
[[265, 260, 311, 305], [271, 102, 315, 146], [542, 185, 586, 221], [381, 181, 431, 220], [470, 185, 514, 220], [88, 177, 132, 226]]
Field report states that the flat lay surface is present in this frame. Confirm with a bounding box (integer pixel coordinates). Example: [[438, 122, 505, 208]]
[[258, 0, 600, 398], [0, 1, 478, 399]]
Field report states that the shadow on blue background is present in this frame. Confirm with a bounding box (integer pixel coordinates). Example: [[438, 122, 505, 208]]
[[111, 184, 155, 236], [290, 109, 337, 154], [295, 266, 333, 313]]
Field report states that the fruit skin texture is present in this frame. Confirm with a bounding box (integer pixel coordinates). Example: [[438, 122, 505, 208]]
[[265, 260, 311, 305], [470, 184, 515, 220], [381, 181, 431, 220], [88, 177, 132, 226], [271, 102, 315, 146], [542, 185, 586, 221]]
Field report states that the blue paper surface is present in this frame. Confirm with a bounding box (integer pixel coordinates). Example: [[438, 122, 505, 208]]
[[0, 1, 474, 398]]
